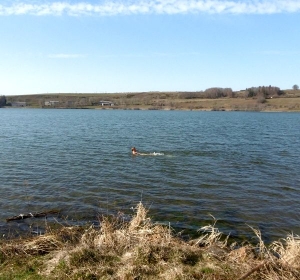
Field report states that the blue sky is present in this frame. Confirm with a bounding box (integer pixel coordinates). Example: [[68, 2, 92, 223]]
[[1, 0, 300, 95]]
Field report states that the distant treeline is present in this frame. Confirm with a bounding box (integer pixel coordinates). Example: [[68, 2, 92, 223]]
[[180, 88, 234, 99], [179, 86, 284, 99], [245, 86, 284, 98]]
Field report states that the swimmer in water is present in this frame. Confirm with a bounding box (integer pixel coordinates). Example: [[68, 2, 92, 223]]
[[131, 147, 163, 156], [131, 147, 139, 155]]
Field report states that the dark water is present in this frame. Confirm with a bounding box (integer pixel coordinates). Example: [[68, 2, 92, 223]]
[[0, 109, 299, 242]]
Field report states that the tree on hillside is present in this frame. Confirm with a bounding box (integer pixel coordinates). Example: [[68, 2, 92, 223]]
[[293, 84, 299, 90], [203, 88, 233, 98], [245, 86, 284, 98], [0, 95, 6, 107]]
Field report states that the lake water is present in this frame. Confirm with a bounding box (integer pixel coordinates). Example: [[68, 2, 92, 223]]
[[0, 108, 299, 242]]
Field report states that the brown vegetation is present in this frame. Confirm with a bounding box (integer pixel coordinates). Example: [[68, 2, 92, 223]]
[[1, 203, 299, 279]]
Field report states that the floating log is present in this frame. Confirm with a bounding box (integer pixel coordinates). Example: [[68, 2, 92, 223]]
[[6, 210, 60, 222]]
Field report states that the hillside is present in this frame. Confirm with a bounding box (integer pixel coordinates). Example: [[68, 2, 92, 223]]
[[4, 89, 300, 112]]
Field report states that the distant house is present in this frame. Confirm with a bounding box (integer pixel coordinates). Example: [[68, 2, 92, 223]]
[[45, 101, 59, 106], [99, 100, 114, 106], [11, 102, 26, 107]]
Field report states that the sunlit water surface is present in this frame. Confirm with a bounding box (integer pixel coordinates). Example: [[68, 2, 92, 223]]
[[0, 109, 299, 242]]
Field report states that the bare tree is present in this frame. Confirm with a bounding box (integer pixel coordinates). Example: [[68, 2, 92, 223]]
[[204, 88, 233, 98], [293, 84, 299, 90], [245, 86, 283, 98]]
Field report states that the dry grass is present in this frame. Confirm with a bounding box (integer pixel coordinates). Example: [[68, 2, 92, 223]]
[[0, 202, 299, 280]]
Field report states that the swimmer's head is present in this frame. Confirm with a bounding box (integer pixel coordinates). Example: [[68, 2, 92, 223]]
[[131, 147, 136, 151]]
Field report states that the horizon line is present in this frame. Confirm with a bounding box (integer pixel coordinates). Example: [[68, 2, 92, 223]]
[[5, 87, 298, 97]]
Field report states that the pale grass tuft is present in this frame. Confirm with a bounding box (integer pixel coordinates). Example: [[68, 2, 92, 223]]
[[248, 225, 271, 259], [80, 225, 98, 247], [84, 202, 170, 253], [236, 228, 300, 280], [23, 235, 62, 254], [128, 201, 150, 231], [195, 215, 226, 247], [44, 250, 70, 275], [97, 217, 117, 247], [1, 235, 63, 257], [228, 245, 253, 262], [160, 266, 185, 280], [270, 234, 300, 269]]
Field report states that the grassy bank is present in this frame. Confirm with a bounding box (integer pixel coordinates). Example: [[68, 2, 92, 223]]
[[1, 203, 299, 279]]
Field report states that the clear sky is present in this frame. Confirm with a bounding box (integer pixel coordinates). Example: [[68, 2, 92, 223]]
[[1, 0, 300, 95]]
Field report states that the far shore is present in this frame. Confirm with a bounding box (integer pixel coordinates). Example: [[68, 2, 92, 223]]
[[3, 89, 300, 112]]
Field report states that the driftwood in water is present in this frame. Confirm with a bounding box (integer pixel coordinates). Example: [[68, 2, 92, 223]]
[[6, 210, 60, 222]]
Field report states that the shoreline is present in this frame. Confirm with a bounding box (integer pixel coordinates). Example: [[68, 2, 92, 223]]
[[3, 106, 300, 112]]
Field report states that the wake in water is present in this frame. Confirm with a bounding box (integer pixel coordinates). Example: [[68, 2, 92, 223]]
[[131, 147, 164, 156], [152, 152, 164, 156], [139, 152, 164, 156]]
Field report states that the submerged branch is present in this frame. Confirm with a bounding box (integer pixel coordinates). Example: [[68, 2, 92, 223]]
[[6, 210, 60, 222]]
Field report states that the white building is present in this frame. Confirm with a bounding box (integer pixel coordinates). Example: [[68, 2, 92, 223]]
[[45, 101, 59, 106], [99, 101, 114, 106], [11, 102, 26, 107]]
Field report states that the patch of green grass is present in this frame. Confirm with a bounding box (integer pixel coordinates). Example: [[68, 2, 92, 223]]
[[70, 248, 100, 265], [69, 248, 120, 267], [71, 271, 98, 280], [0, 256, 44, 280], [181, 250, 202, 266], [0, 252, 5, 264], [200, 267, 214, 274]]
